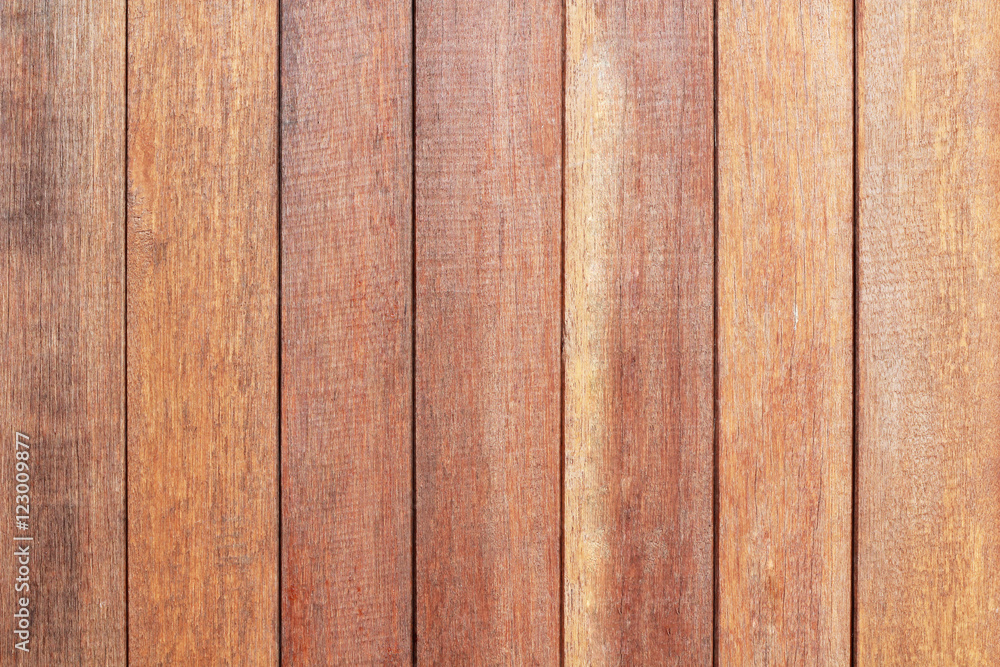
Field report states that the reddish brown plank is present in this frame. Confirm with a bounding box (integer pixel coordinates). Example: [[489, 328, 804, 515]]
[[415, 0, 562, 661], [127, 1, 279, 662], [563, 0, 715, 663], [0, 1, 126, 662], [717, 0, 853, 663], [281, 0, 413, 662], [856, 1, 1000, 663]]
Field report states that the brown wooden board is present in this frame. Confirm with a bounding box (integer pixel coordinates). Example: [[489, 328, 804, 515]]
[[563, 0, 715, 663], [856, 1, 1000, 663], [414, 0, 562, 662], [127, 1, 279, 663], [0, 1, 126, 662], [716, 0, 853, 662], [280, 0, 413, 663]]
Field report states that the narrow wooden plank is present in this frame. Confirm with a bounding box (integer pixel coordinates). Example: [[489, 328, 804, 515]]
[[717, 0, 853, 662], [563, 1, 714, 663], [127, 1, 278, 663], [281, 0, 412, 662], [415, 0, 562, 661], [856, 2, 1000, 663], [0, 1, 125, 662]]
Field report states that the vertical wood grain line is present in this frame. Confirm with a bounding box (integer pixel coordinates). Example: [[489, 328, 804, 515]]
[[712, 0, 720, 664], [275, 0, 283, 661], [411, 0, 418, 660], [124, 0, 130, 662], [559, 0, 567, 664]]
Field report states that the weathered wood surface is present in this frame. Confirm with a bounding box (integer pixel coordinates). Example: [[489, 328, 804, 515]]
[[0, 1, 126, 662], [415, 0, 563, 662], [564, 0, 715, 663], [717, 0, 854, 663], [856, 1, 1000, 663], [281, 0, 413, 662], [127, 1, 279, 662]]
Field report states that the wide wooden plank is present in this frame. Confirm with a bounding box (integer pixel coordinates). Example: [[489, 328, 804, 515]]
[[716, 0, 853, 662], [414, 0, 562, 661], [856, 2, 1000, 663], [127, 1, 278, 663], [0, 1, 125, 662], [281, 0, 412, 662], [563, 1, 714, 663]]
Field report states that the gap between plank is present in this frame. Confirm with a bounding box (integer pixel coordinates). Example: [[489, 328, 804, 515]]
[[410, 0, 419, 661], [558, 0, 568, 664], [850, 0, 860, 663], [711, 0, 721, 663], [276, 0, 284, 661]]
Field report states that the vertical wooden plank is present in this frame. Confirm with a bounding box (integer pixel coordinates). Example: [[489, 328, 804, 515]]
[[563, 1, 714, 663], [127, 1, 278, 663], [717, 0, 853, 663], [281, 0, 412, 663], [415, 0, 561, 662], [0, 1, 125, 663], [856, 2, 1000, 663]]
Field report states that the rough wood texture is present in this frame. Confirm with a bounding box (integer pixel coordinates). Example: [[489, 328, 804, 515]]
[[856, 1, 1000, 663], [281, 0, 412, 663], [0, 1, 125, 663], [415, 0, 562, 662], [563, 1, 714, 663], [717, 0, 853, 663], [127, 1, 278, 663]]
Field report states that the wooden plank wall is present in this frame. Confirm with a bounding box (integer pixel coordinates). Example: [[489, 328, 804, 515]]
[[4, 0, 1000, 664]]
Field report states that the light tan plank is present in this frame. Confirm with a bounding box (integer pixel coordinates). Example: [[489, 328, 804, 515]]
[[717, 0, 853, 662]]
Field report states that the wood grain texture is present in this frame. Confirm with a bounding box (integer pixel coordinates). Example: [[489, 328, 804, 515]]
[[0, 1, 125, 662], [281, 0, 412, 663], [856, 1, 1000, 663], [563, 1, 714, 663], [127, 1, 278, 663], [717, 0, 853, 663], [415, 0, 562, 662]]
